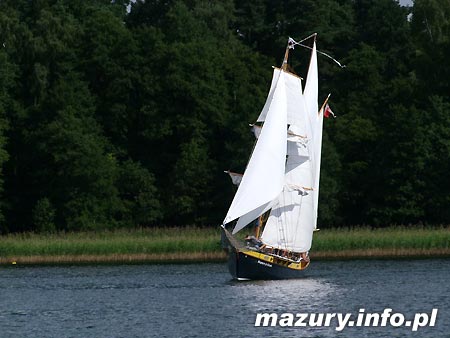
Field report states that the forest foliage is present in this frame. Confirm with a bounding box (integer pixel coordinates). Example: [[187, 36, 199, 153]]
[[0, 0, 448, 232]]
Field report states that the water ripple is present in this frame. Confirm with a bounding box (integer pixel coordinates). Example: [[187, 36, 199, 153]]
[[0, 260, 448, 337]]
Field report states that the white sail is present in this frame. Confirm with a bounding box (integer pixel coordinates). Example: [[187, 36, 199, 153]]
[[233, 201, 273, 234], [261, 109, 316, 252], [257, 69, 304, 126], [252, 123, 308, 147], [224, 170, 243, 186], [304, 42, 318, 123], [260, 155, 315, 252], [256, 68, 279, 124], [303, 41, 322, 229], [223, 71, 287, 232], [250, 124, 262, 138], [312, 107, 324, 228], [287, 125, 309, 157], [260, 42, 319, 252]]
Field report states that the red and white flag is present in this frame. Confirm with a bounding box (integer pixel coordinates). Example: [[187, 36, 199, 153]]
[[323, 103, 336, 118]]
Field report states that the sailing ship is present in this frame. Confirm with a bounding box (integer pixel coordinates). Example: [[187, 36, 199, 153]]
[[221, 35, 329, 280]]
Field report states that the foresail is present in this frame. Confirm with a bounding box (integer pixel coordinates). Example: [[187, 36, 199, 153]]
[[223, 72, 287, 231]]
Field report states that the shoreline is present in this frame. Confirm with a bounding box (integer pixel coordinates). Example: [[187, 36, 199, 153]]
[[0, 252, 227, 265], [1, 248, 449, 266], [1, 226, 449, 265]]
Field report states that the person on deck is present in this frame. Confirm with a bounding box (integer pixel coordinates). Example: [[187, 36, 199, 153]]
[[300, 252, 310, 262], [245, 235, 263, 249]]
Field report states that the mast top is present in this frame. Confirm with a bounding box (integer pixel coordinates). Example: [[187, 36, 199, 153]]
[[281, 46, 290, 71], [282, 34, 316, 71], [281, 37, 296, 71]]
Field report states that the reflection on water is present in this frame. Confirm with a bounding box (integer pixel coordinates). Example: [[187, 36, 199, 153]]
[[230, 277, 337, 314], [0, 260, 448, 338]]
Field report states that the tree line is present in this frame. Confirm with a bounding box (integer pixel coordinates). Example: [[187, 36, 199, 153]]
[[0, 0, 448, 233]]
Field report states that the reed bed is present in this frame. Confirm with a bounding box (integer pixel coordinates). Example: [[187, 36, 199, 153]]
[[0, 226, 449, 265], [311, 226, 450, 251], [310, 226, 450, 259], [0, 227, 220, 262]]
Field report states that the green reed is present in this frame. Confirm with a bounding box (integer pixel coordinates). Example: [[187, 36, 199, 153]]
[[0, 227, 221, 257], [311, 226, 450, 251], [0, 226, 448, 259]]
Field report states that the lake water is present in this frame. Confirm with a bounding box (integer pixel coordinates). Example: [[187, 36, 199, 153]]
[[0, 259, 448, 337]]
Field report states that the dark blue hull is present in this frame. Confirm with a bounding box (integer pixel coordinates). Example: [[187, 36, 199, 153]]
[[223, 228, 309, 280], [227, 248, 307, 280]]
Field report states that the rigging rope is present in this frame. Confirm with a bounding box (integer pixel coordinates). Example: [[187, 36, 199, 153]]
[[288, 36, 346, 68]]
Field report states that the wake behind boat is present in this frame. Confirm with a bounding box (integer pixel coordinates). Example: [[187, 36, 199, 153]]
[[221, 35, 330, 280]]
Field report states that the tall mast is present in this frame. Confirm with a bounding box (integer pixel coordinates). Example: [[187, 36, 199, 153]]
[[281, 45, 290, 71]]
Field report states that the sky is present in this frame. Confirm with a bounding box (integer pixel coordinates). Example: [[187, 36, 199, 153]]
[[399, 0, 413, 6]]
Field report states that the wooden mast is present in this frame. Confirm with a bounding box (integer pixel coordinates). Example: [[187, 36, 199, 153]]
[[319, 93, 331, 115], [281, 44, 290, 71]]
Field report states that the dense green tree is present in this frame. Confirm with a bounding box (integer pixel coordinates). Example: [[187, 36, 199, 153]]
[[126, 0, 272, 225], [331, 43, 384, 224], [0, 5, 29, 232], [318, 130, 341, 225], [411, 0, 450, 97], [0, 0, 447, 232], [32, 197, 56, 233], [0, 50, 13, 231], [80, 4, 139, 153], [117, 159, 161, 226], [421, 97, 450, 223], [329, 0, 418, 225], [30, 73, 123, 230], [410, 0, 450, 224]]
